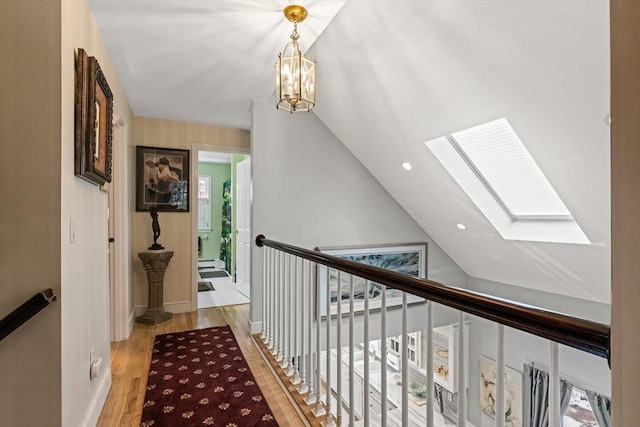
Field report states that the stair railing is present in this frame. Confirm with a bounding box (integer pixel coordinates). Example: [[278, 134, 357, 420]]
[[255, 235, 610, 427], [0, 289, 58, 342]]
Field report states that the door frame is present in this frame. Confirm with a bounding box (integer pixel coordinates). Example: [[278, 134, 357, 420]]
[[234, 157, 251, 299], [190, 143, 250, 312], [108, 111, 131, 342]]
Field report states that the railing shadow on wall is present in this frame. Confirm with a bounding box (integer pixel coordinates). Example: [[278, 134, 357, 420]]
[[254, 234, 610, 427]]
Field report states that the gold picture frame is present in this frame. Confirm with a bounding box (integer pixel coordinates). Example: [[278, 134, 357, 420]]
[[74, 48, 113, 186]]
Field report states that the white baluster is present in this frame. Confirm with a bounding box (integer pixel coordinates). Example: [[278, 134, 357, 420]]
[[291, 257, 301, 381], [266, 247, 272, 345], [312, 261, 325, 417], [269, 248, 274, 346], [457, 311, 466, 427], [283, 253, 293, 373], [496, 325, 505, 427], [261, 247, 267, 341], [402, 293, 408, 427], [296, 257, 305, 389], [364, 280, 370, 427], [304, 259, 316, 404], [291, 257, 304, 385], [349, 274, 355, 427], [271, 250, 279, 356], [275, 251, 283, 360], [549, 342, 561, 427], [381, 285, 388, 427], [426, 301, 434, 427], [324, 268, 336, 426], [336, 271, 343, 426]]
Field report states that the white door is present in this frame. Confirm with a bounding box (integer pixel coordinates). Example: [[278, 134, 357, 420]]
[[235, 158, 251, 298]]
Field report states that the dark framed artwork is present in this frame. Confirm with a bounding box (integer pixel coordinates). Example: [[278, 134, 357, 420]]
[[74, 48, 113, 186], [136, 146, 190, 212]]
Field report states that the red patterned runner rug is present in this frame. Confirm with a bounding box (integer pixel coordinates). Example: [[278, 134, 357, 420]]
[[140, 325, 279, 426]]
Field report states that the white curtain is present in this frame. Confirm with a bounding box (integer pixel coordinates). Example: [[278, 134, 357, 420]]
[[523, 364, 573, 427], [585, 390, 611, 427]]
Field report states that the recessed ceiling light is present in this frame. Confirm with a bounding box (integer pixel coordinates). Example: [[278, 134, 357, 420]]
[[402, 162, 412, 170], [456, 223, 467, 230]]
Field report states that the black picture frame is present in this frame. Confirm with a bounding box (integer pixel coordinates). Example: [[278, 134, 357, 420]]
[[136, 146, 190, 212], [74, 48, 113, 186]]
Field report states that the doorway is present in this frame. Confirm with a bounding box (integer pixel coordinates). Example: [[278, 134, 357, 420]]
[[196, 149, 251, 309]]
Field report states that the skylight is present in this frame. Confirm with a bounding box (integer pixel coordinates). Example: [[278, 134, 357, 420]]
[[425, 118, 589, 244], [448, 118, 573, 221]]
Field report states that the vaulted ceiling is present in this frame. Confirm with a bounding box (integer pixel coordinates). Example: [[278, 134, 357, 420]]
[[89, 0, 611, 304]]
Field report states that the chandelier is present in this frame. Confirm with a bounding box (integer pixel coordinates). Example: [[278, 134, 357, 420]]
[[276, 5, 316, 113]]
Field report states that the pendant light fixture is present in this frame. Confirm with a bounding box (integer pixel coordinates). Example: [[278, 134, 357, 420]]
[[275, 5, 316, 113]]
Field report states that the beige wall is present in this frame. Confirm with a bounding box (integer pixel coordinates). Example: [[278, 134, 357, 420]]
[[132, 117, 250, 313], [611, 0, 640, 425], [0, 1, 62, 426]]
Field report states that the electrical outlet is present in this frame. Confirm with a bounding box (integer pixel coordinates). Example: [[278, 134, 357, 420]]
[[89, 348, 102, 380]]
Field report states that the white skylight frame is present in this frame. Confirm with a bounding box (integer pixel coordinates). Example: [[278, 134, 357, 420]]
[[425, 118, 590, 245]]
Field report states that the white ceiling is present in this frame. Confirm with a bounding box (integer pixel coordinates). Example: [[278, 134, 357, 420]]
[[88, 0, 347, 129], [89, 1, 611, 304]]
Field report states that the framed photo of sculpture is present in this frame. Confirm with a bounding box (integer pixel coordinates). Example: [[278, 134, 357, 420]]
[[136, 146, 190, 212], [74, 48, 113, 186], [318, 242, 427, 316]]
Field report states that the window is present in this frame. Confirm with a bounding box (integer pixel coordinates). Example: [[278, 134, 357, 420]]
[[390, 336, 400, 353], [387, 332, 421, 370], [198, 175, 211, 231], [425, 118, 589, 244], [563, 386, 599, 427]]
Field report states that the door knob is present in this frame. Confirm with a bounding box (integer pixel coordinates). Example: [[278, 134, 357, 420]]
[[108, 237, 115, 243]]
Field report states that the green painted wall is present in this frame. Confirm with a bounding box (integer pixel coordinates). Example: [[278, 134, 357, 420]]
[[198, 162, 231, 261], [230, 154, 250, 278]]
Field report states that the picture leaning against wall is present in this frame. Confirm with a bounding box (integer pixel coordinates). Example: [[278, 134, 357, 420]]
[[479, 354, 523, 427]]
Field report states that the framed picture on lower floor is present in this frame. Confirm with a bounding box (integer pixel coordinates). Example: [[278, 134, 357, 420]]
[[479, 355, 523, 427], [317, 242, 427, 317]]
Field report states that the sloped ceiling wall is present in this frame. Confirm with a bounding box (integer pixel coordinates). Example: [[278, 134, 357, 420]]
[[310, 1, 611, 303]]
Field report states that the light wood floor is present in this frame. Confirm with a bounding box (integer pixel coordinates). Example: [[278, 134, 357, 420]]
[[96, 304, 306, 426]]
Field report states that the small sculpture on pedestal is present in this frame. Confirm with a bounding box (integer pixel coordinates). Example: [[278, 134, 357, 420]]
[[149, 206, 164, 250]]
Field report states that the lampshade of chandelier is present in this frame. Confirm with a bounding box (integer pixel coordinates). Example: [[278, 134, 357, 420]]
[[276, 5, 316, 113]]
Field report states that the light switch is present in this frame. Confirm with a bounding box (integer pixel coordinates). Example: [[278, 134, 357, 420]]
[[69, 216, 76, 243]]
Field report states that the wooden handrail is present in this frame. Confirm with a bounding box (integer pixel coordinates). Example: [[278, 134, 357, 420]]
[[256, 235, 610, 362], [0, 289, 58, 342]]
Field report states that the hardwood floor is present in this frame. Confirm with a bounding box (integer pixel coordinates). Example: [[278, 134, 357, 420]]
[[97, 304, 306, 426]]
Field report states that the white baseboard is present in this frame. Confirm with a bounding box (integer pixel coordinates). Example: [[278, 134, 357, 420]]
[[134, 301, 193, 318], [83, 366, 111, 427], [250, 321, 262, 335]]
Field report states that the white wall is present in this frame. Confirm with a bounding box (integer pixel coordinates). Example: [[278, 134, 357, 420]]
[[60, 0, 134, 425], [250, 97, 469, 330], [469, 277, 610, 324]]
